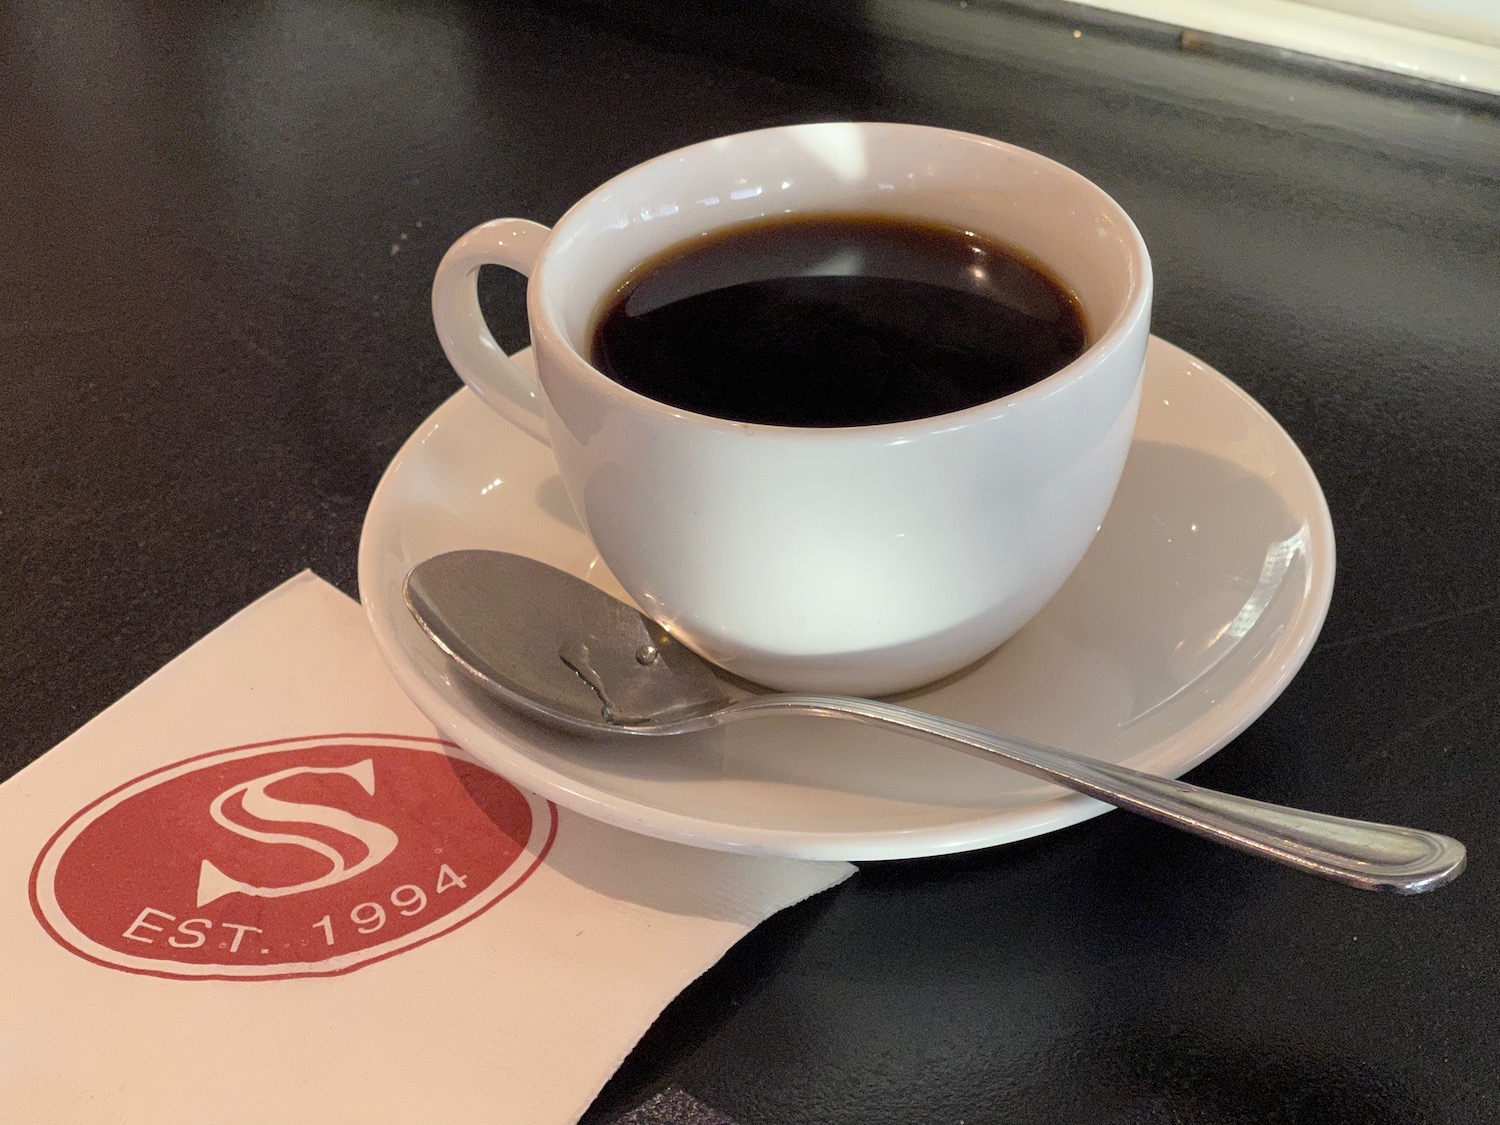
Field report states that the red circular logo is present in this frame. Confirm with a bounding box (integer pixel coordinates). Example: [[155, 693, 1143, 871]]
[[29, 734, 556, 980]]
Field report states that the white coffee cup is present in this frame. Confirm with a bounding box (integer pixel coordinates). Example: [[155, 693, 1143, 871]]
[[432, 122, 1151, 695]]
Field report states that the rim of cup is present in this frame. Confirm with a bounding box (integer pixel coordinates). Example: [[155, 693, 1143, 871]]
[[526, 122, 1152, 437]]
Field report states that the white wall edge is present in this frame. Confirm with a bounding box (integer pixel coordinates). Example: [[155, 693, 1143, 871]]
[[1065, 0, 1500, 96]]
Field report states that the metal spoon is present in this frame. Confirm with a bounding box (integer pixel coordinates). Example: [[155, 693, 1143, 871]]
[[404, 550, 1465, 893]]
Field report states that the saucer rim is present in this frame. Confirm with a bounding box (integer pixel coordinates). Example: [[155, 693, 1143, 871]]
[[358, 336, 1335, 859]]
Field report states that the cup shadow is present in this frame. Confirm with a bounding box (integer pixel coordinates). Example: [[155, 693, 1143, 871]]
[[536, 474, 584, 531]]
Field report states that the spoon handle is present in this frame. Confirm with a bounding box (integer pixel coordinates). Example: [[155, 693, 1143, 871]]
[[723, 695, 1465, 893]]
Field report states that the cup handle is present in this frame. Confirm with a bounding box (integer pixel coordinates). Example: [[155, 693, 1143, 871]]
[[432, 218, 553, 445]]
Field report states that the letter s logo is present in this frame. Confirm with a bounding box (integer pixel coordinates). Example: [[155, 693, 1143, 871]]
[[32, 736, 554, 979], [196, 759, 399, 906]]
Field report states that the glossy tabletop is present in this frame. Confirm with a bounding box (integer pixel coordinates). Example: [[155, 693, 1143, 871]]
[[3, 2, 1498, 1122]]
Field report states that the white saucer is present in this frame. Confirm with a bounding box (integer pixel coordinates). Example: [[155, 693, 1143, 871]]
[[358, 337, 1334, 860]]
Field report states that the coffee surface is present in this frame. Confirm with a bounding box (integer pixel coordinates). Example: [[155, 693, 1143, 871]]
[[590, 213, 1088, 427]]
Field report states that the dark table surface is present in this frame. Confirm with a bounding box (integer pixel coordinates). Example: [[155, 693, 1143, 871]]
[[5, 2, 1499, 1122]]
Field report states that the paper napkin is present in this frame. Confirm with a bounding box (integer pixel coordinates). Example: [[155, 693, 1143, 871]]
[[0, 572, 854, 1125]]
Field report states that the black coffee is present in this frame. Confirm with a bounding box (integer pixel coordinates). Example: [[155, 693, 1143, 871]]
[[589, 212, 1088, 427]]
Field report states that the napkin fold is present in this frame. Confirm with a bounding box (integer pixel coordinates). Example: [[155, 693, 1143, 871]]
[[0, 572, 853, 1125]]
